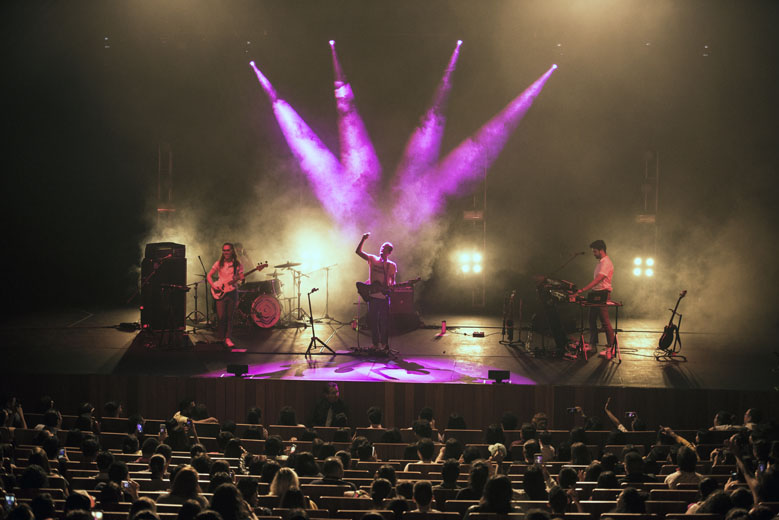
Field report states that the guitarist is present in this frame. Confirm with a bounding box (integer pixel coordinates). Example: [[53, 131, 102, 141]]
[[207, 242, 244, 348], [574, 239, 616, 358], [356, 232, 397, 351]]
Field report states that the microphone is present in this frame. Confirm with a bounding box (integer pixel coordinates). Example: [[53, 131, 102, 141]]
[[311, 287, 319, 293]]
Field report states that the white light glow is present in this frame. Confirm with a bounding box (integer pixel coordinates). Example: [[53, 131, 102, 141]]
[[634, 257, 642, 266], [461, 264, 471, 273], [645, 268, 654, 277], [473, 252, 482, 263], [473, 264, 482, 273], [633, 267, 642, 276], [459, 252, 471, 263], [646, 258, 655, 266]]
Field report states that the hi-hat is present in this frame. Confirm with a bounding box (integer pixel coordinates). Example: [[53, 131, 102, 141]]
[[274, 261, 301, 269]]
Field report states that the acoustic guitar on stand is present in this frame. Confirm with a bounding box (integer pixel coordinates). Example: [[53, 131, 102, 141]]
[[211, 262, 269, 300]]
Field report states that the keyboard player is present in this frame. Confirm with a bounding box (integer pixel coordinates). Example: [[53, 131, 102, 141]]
[[574, 240, 616, 357]]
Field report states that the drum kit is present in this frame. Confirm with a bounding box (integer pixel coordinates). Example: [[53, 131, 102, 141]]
[[234, 260, 309, 329]]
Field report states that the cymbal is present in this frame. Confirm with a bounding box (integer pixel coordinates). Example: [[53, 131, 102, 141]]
[[266, 271, 281, 278], [274, 261, 301, 268]]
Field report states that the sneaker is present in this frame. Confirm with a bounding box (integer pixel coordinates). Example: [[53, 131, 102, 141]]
[[225, 338, 235, 348]]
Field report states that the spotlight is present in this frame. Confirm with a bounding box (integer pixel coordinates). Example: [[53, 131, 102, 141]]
[[459, 252, 471, 263], [633, 267, 642, 276], [249, 61, 255, 66], [329, 40, 335, 46], [646, 258, 655, 266], [473, 264, 483, 274], [634, 257, 642, 266], [461, 264, 471, 273], [552, 64, 558, 69], [645, 268, 654, 277], [457, 39, 463, 46], [472, 252, 482, 263]]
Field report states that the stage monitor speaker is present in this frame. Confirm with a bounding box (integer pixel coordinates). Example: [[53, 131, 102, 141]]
[[141, 245, 187, 331], [488, 370, 510, 383], [227, 364, 248, 377]]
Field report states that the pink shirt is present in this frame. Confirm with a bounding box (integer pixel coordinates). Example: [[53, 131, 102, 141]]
[[592, 256, 614, 292]]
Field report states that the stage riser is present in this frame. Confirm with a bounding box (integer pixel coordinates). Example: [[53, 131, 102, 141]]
[[1, 375, 774, 432]]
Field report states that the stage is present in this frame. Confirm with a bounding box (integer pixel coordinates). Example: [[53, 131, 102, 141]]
[[1, 306, 775, 391]]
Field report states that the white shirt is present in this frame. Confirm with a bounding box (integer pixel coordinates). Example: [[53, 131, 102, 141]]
[[209, 260, 243, 295], [592, 255, 614, 292]]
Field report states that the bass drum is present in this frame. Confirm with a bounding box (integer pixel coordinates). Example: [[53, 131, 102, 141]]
[[250, 294, 282, 328]]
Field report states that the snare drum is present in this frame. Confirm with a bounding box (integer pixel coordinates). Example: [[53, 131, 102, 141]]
[[250, 294, 281, 328]]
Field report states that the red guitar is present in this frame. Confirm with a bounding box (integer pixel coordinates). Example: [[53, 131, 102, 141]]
[[211, 262, 268, 300]]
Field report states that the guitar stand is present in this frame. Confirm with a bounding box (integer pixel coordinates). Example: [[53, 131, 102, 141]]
[[304, 289, 335, 357], [655, 311, 687, 361]]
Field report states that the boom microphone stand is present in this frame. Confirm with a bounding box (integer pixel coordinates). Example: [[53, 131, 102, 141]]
[[304, 288, 335, 356], [197, 255, 213, 327]]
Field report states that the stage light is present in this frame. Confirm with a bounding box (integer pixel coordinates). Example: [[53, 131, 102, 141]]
[[634, 257, 642, 266], [633, 267, 642, 276], [329, 40, 335, 46], [249, 61, 255, 66], [461, 264, 471, 273], [459, 252, 471, 263], [646, 258, 655, 266], [552, 64, 558, 69], [645, 268, 654, 277], [457, 40, 463, 46], [473, 264, 483, 274], [472, 252, 482, 263]]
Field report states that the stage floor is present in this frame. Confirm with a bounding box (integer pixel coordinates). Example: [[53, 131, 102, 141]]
[[1, 307, 776, 391]]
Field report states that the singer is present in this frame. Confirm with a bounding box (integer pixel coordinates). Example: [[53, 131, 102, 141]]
[[207, 243, 244, 348], [575, 239, 615, 357], [355, 233, 397, 351]]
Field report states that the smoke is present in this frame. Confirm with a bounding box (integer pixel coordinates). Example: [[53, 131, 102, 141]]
[[140, 155, 374, 322]]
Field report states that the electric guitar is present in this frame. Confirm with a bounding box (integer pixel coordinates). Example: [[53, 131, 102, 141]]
[[210, 262, 269, 300], [356, 277, 421, 303], [658, 290, 687, 350]]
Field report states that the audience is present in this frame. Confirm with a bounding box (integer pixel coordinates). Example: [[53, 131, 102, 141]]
[[5, 394, 777, 520]]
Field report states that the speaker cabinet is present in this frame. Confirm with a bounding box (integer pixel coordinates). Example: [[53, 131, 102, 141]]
[[140, 243, 186, 330]]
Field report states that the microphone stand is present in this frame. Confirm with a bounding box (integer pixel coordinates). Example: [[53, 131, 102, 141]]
[[197, 255, 212, 327], [549, 252, 584, 278], [304, 288, 335, 356]]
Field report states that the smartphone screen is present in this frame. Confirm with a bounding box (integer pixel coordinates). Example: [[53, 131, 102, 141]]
[[535, 454, 543, 464], [5, 494, 16, 510], [91, 511, 103, 520], [58, 448, 66, 458], [159, 424, 166, 433], [136, 423, 143, 433]]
